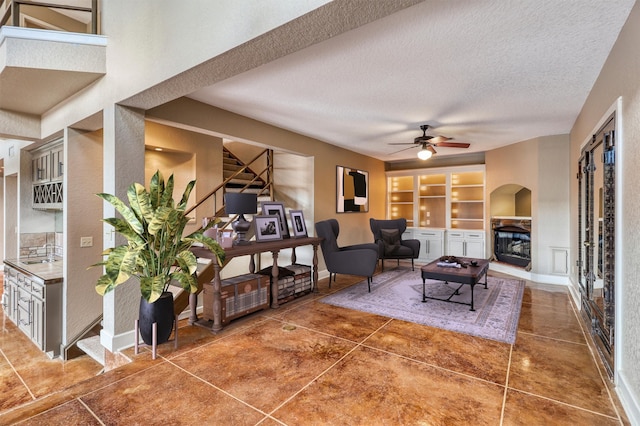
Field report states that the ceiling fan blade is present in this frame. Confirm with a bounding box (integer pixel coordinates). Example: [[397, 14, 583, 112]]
[[388, 142, 420, 146], [434, 141, 470, 148], [389, 145, 419, 155], [429, 135, 452, 143]]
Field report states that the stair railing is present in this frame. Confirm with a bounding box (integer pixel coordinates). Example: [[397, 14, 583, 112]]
[[185, 148, 273, 228]]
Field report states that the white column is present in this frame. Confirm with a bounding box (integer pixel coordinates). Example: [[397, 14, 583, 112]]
[[100, 104, 145, 353]]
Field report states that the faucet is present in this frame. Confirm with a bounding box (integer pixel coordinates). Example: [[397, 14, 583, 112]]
[[43, 243, 55, 262]]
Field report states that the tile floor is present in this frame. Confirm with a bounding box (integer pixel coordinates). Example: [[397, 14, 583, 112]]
[[0, 267, 631, 425]]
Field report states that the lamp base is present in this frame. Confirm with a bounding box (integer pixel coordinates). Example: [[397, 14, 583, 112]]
[[232, 217, 252, 245]]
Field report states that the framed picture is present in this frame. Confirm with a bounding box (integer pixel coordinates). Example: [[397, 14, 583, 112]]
[[289, 210, 307, 237], [336, 165, 369, 213], [261, 201, 290, 238], [254, 215, 283, 242]]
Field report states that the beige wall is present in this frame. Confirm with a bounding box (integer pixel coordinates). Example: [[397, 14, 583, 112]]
[[147, 99, 386, 275], [570, 0, 640, 414], [64, 128, 103, 347], [144, 121, 224, 237], [486, 134, 570, 278]]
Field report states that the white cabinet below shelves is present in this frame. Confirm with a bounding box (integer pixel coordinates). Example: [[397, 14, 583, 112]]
[[411, 228, 444, 263], [446, 230, 485, 259]]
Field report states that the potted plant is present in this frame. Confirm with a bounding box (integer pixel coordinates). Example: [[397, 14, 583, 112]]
[[93, 170, 225, 345]]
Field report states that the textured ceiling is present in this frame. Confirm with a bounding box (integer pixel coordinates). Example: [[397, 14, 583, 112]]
[[188, 0, 635, 162]]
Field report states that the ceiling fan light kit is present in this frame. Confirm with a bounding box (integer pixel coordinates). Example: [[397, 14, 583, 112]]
[[389, 124, 471, 160], [417, 147, 433, 160]]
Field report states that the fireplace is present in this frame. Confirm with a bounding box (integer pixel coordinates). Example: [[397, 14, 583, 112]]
[[491, 217, 531, 269]]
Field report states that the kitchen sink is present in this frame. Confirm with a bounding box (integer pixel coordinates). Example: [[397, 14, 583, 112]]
[[23, 259, 57, 264]]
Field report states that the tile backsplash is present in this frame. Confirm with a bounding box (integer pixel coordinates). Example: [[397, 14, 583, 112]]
[[20, 232, 63, 258]]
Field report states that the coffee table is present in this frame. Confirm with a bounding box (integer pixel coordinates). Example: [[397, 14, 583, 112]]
[[420, 257, 490, 311]]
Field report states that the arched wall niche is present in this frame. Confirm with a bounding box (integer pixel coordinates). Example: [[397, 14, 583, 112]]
[[490, 184, 531, 217]]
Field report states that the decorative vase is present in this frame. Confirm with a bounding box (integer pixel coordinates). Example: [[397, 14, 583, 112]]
[[138, 291, 174, 345]]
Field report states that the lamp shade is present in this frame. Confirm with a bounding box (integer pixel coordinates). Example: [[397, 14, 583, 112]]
[[417, 148, 433, 160], [224, 192, 258, 215]]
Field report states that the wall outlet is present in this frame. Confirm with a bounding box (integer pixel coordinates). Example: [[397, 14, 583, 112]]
[[80, 236, 93, 247]]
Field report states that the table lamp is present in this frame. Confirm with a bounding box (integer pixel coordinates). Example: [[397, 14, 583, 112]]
[[224, 192, 257, 245]]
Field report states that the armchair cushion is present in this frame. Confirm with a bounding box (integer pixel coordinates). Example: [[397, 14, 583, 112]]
[[380, 228, 401, 255]]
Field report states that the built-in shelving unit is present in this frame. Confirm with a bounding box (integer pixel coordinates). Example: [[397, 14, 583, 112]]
[[418, 173, 446, 228], [450, 170, 484, 230], [386, 165, 486, 259], [388, 175, 415, 227]]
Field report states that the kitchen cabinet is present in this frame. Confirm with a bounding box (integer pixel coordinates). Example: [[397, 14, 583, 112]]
[[31, 140, 64, 210], [2, 266, 18, 322], [3, 262, 63, 357], [447, 230, 485, 258]]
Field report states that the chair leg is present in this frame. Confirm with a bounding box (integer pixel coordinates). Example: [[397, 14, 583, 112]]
[[367, 276, 371, 292], [411, 259, 414, 271], [381, 259, 384, 272]]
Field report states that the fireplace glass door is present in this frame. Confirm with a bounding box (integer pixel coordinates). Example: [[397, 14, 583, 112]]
[[577, 113, 615, 379]]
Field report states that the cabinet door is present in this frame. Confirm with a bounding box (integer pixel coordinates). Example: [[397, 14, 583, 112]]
[[447, 239, 465, 257], [465, 239, 485, 259], [32, 151, 50, 183], [32, 296, 44, 349], [7, 274, 19, 323], [424, 237, 444, 261], [50, 146, 64, 181]]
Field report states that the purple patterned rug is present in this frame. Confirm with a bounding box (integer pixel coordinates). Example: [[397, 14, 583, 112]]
[[321, 268, 525, 344]]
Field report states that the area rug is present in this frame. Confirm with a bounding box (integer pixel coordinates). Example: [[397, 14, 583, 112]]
[[320, 268, 525, 344]]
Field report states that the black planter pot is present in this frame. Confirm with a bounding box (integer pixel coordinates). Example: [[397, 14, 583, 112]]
[[139, 291, 174, 345]]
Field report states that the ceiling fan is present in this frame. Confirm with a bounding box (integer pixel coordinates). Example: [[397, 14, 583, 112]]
[[389, 125, 470, 159]]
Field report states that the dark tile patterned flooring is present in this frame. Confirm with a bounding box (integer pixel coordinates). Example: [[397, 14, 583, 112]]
[[0, 267, 630, 425]]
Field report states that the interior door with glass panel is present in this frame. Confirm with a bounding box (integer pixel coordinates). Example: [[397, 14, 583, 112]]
[[577, 113, 615, 378]]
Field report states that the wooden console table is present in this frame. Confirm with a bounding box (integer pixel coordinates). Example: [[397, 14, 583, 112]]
[[191, 236, 322, 332]]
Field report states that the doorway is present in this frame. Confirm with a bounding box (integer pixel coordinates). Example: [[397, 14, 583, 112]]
[[577, 112, 616, 379]]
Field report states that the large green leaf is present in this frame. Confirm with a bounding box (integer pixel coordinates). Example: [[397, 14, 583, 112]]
[[102, 217, 145, 246], [148, 170, 164, 210], [159, 174, 175, 208], [97, 192, 144, 235], [103, 245, 139, 285], [186, 233, 226, 265], [95, 170, 225, 303], [177, 179, 195, 210], [171, 271, 198, 294], [127, 183, 154, 226], [140, 275, 168, 303], [95, 274, 116, 296]]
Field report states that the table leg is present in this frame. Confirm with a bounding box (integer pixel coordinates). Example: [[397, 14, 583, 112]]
[[312, 244, 319, 293], [470, 283, 475, 311], [188, 292, 198, 324], [422, 278, 427, 302], [211, 262, 222, 333], [271, 250, 280, 308]]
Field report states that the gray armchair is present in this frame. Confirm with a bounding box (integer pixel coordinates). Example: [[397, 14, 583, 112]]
[[315, 219, 379, 291], [370, 218, 420, 271]]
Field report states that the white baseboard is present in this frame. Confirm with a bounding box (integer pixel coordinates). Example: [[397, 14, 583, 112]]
[[616, 370, 640, 426], [100, 328, 135, 353], [489, 262, 570, 286]]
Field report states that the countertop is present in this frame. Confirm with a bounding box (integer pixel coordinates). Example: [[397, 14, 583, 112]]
[[4, 257, 64, 284]]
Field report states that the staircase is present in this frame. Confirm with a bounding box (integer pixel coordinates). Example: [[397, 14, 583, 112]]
[[222, 148, 268, 196]]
